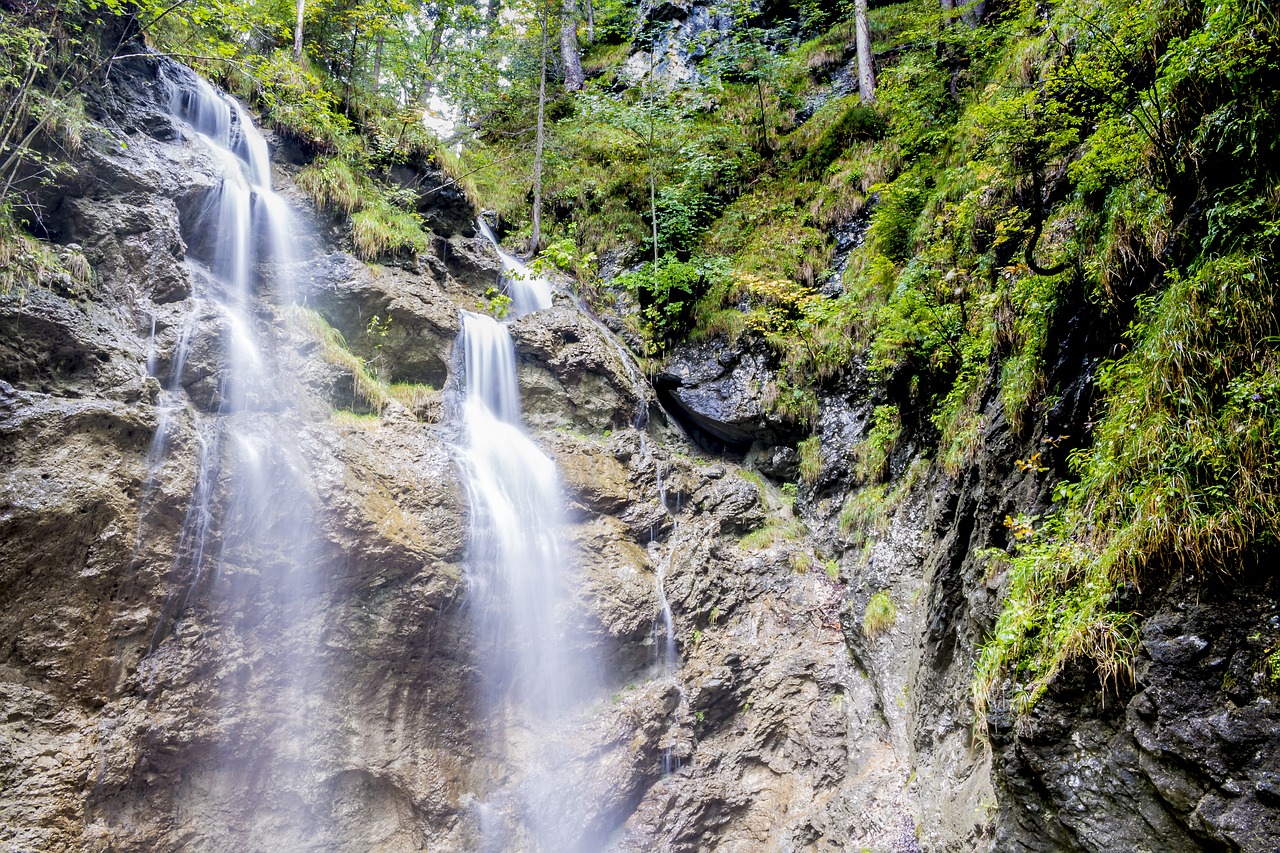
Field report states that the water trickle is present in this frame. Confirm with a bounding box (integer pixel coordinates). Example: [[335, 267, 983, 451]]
[[477, 218, 553, 316], [573, 297, 651, 429], [641, 437, 685, 776]]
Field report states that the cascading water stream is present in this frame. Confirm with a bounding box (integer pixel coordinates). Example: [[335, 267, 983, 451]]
[[125, 68, 328, 840], [477, 218, 553, 316], [458, 271, 610, 847], [645, 441, 685, 776], [460, 310, 577, 716], [652, 454, 678, 673]]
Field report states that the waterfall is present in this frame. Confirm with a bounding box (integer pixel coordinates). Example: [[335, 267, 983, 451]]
[[652, 456, 678, 673], [477, 218, 553, 317], [459, 305, 602, 847], [461, 311, 577, 716], [132, 69, 325, 840], [644, 442, 684, 777]]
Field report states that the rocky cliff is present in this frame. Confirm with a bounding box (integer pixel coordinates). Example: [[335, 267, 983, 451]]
[[1, 40, 1277, 853]]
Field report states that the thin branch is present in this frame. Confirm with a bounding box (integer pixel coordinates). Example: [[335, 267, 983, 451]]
[[108, 51, 258, 72], [420, 149, 526, 196]]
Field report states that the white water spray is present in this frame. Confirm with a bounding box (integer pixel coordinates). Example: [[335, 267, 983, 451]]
[[477, 218, 553, 317], [127, 68, 328, 843]]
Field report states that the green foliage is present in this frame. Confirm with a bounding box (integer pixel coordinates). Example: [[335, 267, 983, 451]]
[[0, 205, 92, 296], [839, 457, 925, 549], [867, 177, 926, 263], [243, 52, 356, 154], [297, 155, 431, 260], [970, 0, 1280, 726], [839, 483, 890, 546], [854, 405, 901, 484], [350, 196, 429, 260], [614, 257, 715, 353], [797, 435, 823, 483], [296, 156, 364, 213], [480, 287, 513, 319], [863, 591, 897, 638], [797, 100, 886, 176], [977, 253, 1280, 722]]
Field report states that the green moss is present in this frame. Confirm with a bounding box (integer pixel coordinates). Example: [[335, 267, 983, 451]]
[[331, 410, 381, 429], [739, 519, 805, 551]]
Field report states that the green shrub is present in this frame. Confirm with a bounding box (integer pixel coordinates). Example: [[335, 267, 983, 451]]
[[614, 257, 707, 352], [854, 405, 901, 483], [867, 177, 926, 263]]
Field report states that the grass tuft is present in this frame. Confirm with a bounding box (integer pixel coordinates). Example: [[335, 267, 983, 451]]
[[798, 435, 823, 483], [350, 198, 430, 260], [863, 591, 897, 638], [296, 156, 364, 213]]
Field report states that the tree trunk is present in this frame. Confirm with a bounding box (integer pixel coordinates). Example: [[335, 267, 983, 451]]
[[425, 18, 446, 69], [586, 0, 595, 44], [855, 0, 876, 105], [959, 0, 987, 26], [344, 27, 360, 116], [560, 0, 584, 92], [293, 0, 305, 62], [529, 12, 549, 256], [373, 32, 385, 91]]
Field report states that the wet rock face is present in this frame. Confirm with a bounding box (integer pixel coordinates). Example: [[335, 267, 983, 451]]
[[0, 50, 945, 845], [990, 573, 1280, 853], [0, 51, 480, 852], [655, 337, 800, 452]]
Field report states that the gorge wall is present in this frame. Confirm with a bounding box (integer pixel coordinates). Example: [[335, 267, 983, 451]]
[[1, 40, 1278, 853]]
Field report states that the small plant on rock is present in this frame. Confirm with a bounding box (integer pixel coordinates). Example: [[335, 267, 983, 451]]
[[863, 591, 896, 638]]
